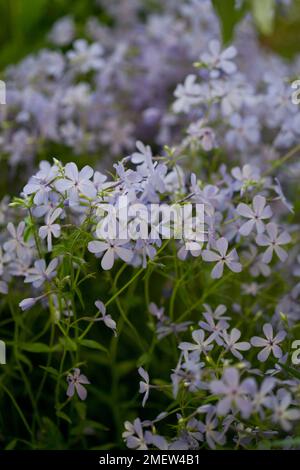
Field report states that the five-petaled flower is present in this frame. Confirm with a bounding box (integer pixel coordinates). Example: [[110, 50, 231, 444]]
[[202, 237, 242, 279], [88, 239, 133, 270], [237, 195, 272, 236], [251, 323, 286, 362], [55, 162, 97, 202], [256, 223, 291, 264], [210, 367, 255, 418], [24, 258, 59, 288], [67, 368, 90, 400], [179, 329, 215, 355]]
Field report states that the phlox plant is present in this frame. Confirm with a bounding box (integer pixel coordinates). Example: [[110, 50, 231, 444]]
[[0, 0, 300, 452], [0, 131, 299, 449]]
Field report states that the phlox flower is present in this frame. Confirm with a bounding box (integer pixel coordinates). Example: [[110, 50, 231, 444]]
[[269, 391, 300, 431], [251, 323, 286, 362], [256, 222, 291, 264], [24, 258, 58, 288], [94, 300, 117, 336], [39, 207, 63, 251], [202, 237, 242, 279], [88, 239, 133, 270], [66, 368, 90, 401], [221, 328, 251, 361], [179, 329, 215, 355], [210, 367, 255, 418], [55, 162, 97, 202], [237, 195, 272, 236], [200, 40, 237, 77]]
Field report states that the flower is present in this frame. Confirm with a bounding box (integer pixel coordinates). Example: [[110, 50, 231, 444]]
[[66, 368, 90, 400], [94, 300, 117, 335], [3, 222, 32, 259], [270, 391, 300, 431], [197, 409, 225, 449], [210, 367, 255, 418], [130, 140, 153, 166], [256, 223, 291, 264], [67, 39, 104, 73], [138, 367, 150, 407], [226, 114, 260, 151], [221, 328, 251, 361], [199, 312, 229, 346], [200, 40, 237, 77], [23, 161, 58, 205], [55, 162, 96, 201], [19, 297, 38, 311], [250, 323, 286, 362], [122, 418, 148, 450], [88, 239, 133, 270], [179, 329, 215, 355], [24, 258, 58, 288], [39, 208, 63, 251], [202, 237, 242, 279], [173, 75, 203, 113], [237, 195, 272, 236], [251, 378, 275, 418]]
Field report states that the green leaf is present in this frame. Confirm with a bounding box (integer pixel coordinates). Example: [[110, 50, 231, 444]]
[[59, 337, 77, 352], [251, 0, 275, 35], [79, 339, 108, 353], [20, 342, 53, 353], [83, 420, 108, 431], [280, 363, 300, 380], [39, 366, 59, 377], [56, 410, 72, 424], [212, 0, 248, 43], [16, 352, 32, 370], [5, 439, 18, 450]]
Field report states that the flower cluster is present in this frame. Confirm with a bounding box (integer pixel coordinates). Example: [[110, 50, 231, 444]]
[[0, 0, 299, 451]]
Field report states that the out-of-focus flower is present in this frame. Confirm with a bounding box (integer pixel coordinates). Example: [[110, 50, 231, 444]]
[[256, 223, 291, 264], [24, 258, 58, 288], [210, 367, 255, 418]]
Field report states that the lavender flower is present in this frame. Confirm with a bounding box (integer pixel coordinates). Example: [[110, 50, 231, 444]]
[[210, 367, 255, 418], [237, 195, 272, 236], [66, 368, 90, 401], [222, 328, 251, 361], [67, 39, 104, 73], [251, 323, 286, 362], [202, 237, 242, 279], [138, 367, 150, 407], [122, 418, 148, 450], [256, 223, 291, 264], [55, 162, 96, 201], [88, 239, 133, 270], [94, 300, 117, 336], [39, 208, 62, 251], [270, 392, 300, 431], [200, 40, 237, 77], [179, 329, 215, 355], [24, 258, 58, 288]]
